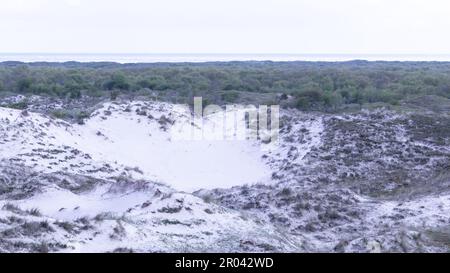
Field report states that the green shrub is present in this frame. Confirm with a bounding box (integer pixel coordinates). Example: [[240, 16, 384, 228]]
[[51, 110, 69, 119], [221, 91, 240, 103], [16, 78, 33, 92], [103, 74, 130, 91], [7, 101, 29, 110]]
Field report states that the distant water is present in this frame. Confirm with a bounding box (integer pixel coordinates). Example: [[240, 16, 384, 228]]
[[2, 53, 450, 63]]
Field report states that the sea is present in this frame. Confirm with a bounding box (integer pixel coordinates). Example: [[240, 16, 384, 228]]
[[1, 53, 450, 63]]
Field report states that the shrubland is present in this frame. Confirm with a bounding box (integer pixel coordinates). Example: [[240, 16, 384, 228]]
[[0, 61, 449, 111]]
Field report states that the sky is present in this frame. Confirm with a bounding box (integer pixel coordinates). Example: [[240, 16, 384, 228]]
[[0, 0, 449, 54]]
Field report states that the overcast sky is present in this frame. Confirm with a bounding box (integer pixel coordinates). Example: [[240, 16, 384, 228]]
[[1, 0, 449, 54]]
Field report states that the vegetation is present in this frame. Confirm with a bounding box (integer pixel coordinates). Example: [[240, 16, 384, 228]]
[[1, 61, 450, 111]]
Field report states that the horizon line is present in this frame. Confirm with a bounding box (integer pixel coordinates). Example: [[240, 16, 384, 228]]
[[2, 52, 450, 56]]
